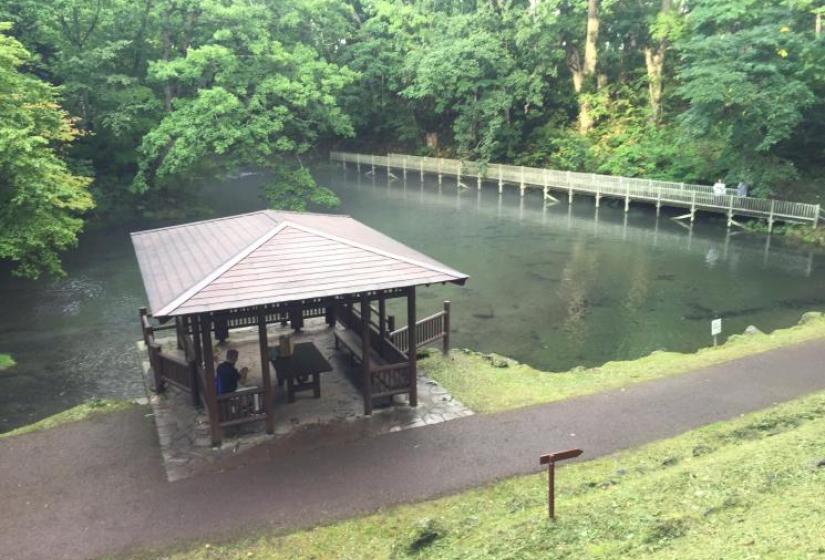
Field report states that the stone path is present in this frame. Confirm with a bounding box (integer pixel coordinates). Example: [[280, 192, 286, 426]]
[[2, 338, 825, 560]]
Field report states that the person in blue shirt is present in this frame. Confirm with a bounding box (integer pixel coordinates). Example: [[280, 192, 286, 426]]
[[216, 348, 248, 394]]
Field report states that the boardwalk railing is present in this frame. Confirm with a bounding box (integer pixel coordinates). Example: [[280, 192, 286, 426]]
[[331, 151, 822, 229]]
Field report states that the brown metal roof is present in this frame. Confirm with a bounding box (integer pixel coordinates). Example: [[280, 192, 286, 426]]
[[131, 210, 468, 317]]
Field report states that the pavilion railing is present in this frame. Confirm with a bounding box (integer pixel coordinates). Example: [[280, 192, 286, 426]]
[[140, 308, 270, 445], [370, 363, 412, 398], [216, 387, 267, 427], [389, 301, 451, 356], [331, 151, 822, 227]]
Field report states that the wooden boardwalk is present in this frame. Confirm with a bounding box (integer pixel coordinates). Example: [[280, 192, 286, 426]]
[[330, 151, 822, 230]]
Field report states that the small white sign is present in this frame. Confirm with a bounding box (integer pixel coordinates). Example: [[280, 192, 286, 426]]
[[711, 318, 722, 336]]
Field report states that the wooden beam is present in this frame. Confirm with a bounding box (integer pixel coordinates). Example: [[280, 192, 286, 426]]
[[360, 294, 373, 415], [257, 309, 275, 435], [199, 314, 222, 446], [407, 286, 418, 407]]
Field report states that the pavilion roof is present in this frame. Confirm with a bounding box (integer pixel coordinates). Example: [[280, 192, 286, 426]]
[[131, 210, 468, 318]]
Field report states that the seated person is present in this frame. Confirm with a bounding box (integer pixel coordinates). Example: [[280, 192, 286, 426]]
[[216, 348, 248, 394]]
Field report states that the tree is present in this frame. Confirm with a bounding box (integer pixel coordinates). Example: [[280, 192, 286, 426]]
[[0, 24, 93, 278], [131, 0, 356, 209], [675, 0, 817, 190], [564, 0, 600, 134]]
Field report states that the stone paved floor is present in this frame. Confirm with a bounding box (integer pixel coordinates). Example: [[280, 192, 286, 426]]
[[139, 320, 473, 482]]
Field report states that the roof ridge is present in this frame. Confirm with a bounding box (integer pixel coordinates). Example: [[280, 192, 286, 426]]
[[265, 209, 352, 219], [282, 222, 466, 280], [154, 221, 288, 316], [131, 210, 274, 237]]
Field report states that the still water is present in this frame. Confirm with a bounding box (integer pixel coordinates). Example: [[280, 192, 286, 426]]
[[1, 165, 824, 431]]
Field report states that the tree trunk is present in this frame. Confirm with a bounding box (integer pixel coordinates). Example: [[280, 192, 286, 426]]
[[644, 0, 672, 124], [577, 0, 600, 134]]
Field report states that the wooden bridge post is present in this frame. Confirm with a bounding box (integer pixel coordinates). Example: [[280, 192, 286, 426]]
[[519, 167, 526, 197], [438, 158, 443, 186], [420, 159, 424, 181], [498, 167, 503, 194], [814, 204, 821, 229], [595, 184, 601, 208], [402, 156, 408, 182], [622, 178, 630, 212], [727, 195, 734, 228], [442, 300, 451, 355], [768, 199, 776, 232], [371, 154, 376, 175], [543, 170, 549, 200], [477, 175, 482, 189], [690, 192, 697, 223], [656, 187, 662, 216], [457, 161, 462, 187]]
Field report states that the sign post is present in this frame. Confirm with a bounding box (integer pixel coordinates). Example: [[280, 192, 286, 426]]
[[711, 318, 722, 346], [539, 448, 583, 519]]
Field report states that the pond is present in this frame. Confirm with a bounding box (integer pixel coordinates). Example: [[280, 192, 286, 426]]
[[1, 164, 823, 431]]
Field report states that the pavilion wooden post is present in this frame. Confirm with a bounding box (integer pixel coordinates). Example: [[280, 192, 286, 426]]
[[360, 294, 373, 415], [184, 316, 200, 407], [378, 292, 387, 355], [257, 309, 275, 435], [199, 314, 222, 446], [139, 307, 164, 393], [442, 300, 451, 355], [407, 286, 418, 407]]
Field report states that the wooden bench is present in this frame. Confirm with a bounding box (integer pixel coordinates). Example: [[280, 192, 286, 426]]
[[333, 328, 387, 369]]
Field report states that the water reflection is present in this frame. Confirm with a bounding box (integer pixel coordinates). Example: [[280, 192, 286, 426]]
[[325, 165, 824, 374]]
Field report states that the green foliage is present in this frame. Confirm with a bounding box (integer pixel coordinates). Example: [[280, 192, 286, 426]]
[[674, 1, 818, 192], [4, 0, 825, 250], [263, 165, 340, 211], [0, 353, 14, 370], [0, 23, 93, 278]]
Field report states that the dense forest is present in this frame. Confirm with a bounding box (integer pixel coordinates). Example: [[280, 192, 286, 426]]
[[1, 0, 824, 278]]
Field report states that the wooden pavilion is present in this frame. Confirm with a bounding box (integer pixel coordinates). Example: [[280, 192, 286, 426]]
[[132, 210, 468, 445]]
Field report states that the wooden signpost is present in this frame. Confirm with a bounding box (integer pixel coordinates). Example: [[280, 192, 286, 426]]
[[539, 448, 583, 519]]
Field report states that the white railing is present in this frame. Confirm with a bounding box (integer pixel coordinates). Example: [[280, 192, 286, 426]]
[[331, 151, 821, 227]]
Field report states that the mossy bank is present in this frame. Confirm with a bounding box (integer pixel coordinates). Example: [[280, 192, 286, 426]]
[[421, 311, 825, 413], [0, 398, 135, 439]]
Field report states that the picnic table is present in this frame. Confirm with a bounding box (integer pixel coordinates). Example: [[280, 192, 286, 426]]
[[269, 342, 332, 403]]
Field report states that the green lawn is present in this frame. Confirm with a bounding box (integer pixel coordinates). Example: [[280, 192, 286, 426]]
[[0, 398, 135, 439], [120, 390, 825, 560], [421, 312, 825, 413]]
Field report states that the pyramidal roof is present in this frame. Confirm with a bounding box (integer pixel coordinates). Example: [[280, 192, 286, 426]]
[[131, 210, 468, 317]]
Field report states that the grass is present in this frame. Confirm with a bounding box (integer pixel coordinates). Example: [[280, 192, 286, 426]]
[[0, 398, 135, 439], [119, 390, 825, 560], [420, 312, 825, 413], [0, 353, 14, 370]]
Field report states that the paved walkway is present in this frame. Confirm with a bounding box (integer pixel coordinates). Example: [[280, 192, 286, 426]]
[[1, 339, 824, 560]]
